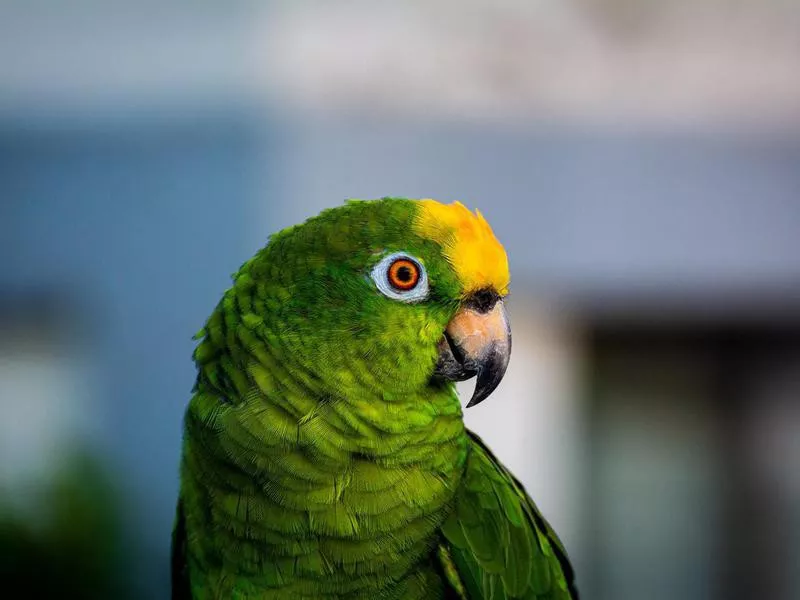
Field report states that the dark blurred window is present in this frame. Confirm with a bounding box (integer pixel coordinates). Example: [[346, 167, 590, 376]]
[[585, 322, 800, 600]]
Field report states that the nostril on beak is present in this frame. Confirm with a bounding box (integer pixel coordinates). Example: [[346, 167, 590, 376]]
[[466, 288, 501, 314]]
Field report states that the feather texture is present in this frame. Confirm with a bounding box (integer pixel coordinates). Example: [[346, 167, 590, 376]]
[[440, 432, 578, 599], [171, 198, 578, 599]]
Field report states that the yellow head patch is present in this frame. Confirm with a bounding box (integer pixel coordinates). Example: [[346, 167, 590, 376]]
[[413, 199, 510, 296]]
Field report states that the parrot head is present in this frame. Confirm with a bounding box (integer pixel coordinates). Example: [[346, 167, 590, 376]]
[[216, 197, 511, 408]]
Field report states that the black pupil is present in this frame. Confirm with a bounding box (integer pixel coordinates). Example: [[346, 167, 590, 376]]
[[396, 265, 413, 283]]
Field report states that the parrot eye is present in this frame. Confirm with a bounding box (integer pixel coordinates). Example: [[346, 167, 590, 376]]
[[387, 259, 420, 290], [371, 252, 429, 302]]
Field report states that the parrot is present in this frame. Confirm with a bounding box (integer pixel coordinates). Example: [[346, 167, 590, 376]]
[[171, 197, 578, 599]]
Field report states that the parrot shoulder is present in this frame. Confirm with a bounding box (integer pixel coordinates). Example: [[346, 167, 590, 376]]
[[438, 431, 579, 599]]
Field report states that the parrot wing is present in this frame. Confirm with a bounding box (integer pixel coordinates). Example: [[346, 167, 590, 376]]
[[170, 499, 192, 600], [438, 431, 578, 599]]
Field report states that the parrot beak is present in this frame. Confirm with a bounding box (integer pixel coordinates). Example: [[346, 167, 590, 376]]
[[433, 289, 512, 408]]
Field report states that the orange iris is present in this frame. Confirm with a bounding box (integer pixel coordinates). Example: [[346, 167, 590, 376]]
[[387, 259, 420, 291]]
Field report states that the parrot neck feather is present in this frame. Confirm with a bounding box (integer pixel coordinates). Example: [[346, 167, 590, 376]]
[[181, 359, 468, 598]]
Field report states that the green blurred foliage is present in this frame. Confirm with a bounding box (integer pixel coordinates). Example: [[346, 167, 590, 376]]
[[0, 449, 129, 600]]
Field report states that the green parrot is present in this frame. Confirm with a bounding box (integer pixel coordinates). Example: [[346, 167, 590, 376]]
[[172, 197, 578, 599]]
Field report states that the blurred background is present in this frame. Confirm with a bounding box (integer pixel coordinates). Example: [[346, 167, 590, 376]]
[[1, 1, 799, 599]]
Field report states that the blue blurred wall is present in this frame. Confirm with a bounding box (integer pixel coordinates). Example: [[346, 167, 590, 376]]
[[0, 111, 273, 595]]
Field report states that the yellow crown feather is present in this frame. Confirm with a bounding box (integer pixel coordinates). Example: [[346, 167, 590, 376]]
[[413, 199, 510, 296]]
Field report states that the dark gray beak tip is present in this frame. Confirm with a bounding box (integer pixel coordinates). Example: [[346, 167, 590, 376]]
[[465, 394, 482, 409], [464, 338, 511, 408]]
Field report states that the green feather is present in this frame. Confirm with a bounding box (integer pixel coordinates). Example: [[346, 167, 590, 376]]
[[172, 198, 578, 599], [439, 432, 578, 599]]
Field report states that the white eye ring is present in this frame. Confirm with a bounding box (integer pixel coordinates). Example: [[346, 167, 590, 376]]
[[370, 252, 429, 303]]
